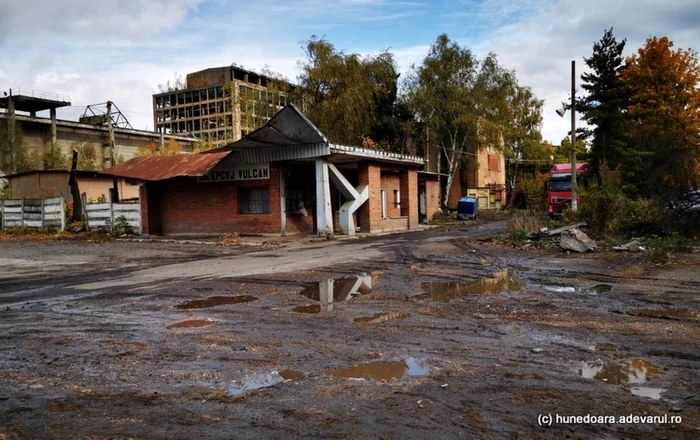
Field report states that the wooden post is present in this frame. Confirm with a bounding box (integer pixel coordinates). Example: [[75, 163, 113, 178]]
[[107, 101, 116, 168]]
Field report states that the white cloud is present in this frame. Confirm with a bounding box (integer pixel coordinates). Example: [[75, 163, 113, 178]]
[[1, 0, 698, 145], [471, 0, 700, 143], [0, 0, 205, 41]]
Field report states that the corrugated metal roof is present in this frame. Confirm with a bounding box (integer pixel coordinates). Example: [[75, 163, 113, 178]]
[[102, 152, 230, 181]]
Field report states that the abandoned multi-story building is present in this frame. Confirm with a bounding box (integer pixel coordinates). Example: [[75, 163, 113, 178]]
[[152, 66, 291, 147]]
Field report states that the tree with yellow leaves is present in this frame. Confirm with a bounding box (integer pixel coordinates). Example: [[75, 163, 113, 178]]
[[135, 138, 183, 157], [620, 36, 700, 199]]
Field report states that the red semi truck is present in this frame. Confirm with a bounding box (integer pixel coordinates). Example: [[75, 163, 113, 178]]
[[547, 163, 589, 215]]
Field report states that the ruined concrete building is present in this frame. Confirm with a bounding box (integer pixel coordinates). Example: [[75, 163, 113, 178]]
[[152, 66, 291, 147]]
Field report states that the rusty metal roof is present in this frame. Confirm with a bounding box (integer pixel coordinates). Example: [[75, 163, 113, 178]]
[[102, 152, 230, 181]]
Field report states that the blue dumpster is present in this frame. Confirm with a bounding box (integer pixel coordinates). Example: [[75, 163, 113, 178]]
[[457, 196, 478, 220]]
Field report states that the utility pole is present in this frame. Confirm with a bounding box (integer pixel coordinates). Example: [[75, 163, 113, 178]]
[[570, 60, 578, 211], [106, 101, 115, 168], [7, 89, 15, 173]]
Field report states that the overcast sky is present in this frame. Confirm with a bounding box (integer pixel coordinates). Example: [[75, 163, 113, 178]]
[[1, 0, 698, 144]]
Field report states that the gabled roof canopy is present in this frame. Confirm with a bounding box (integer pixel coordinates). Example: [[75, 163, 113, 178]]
[[104, 105, 424, 181]]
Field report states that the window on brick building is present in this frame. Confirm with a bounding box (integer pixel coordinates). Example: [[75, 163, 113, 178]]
[[488, 155, 500, 172], [240, 187, 270, 214]]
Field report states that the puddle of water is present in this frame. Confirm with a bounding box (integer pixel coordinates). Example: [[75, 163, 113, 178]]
[[628, 308, 700, 319], [544, 286, 576, 293], [354, 312, 410, 324], [580, 359, 663, 385], [322, 358, 430, 381], [279, 370, 306, 381], [418, 270, 521, 303], [300, 274, 373, 304], [595, 343, 617, 352], [631, 386, 666, 400], [590, 284, 613, 294], [227, 372, 285, 396], [292, 304, 322, 314], [167, 319, 214, 329], [176, 295, 258, 310]]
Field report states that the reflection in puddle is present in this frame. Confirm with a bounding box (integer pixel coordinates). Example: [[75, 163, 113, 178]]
[[167, 319, 214, 329], [589, 284, 613, 294], [580, 359, 663, 385], [227, 372, 285, 396], [279, 370, 306, 381], [354, 312, 410, 323], [176, 295, 258, 309], [628, 308, 700, 319], [322, 358, 430, 381], [544, 286, 576, 293], [292, 304, 322, 314], [300, 274, 373, 304], [631, 386, 666, 400], [418, 271, 521, 303], [595, 343, 617, 352]]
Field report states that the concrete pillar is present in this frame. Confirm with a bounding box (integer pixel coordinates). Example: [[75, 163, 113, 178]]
[[319, 278, 334, 311], [50, 108, 57, 147], [315, 158, 333, 236], [279, 163, 286, 236]]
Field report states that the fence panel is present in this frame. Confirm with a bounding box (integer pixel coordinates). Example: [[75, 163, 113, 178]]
[[0, 197, 65, 230], [86, 202, 141, 234]]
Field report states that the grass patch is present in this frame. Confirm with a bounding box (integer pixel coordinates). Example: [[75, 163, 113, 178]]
[[0, 226, 115, 243], [505, 210, 548, 244]]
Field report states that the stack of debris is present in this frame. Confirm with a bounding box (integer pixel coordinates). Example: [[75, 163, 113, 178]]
[[613, 239, 645, 252], [528, 222, 597, 253]]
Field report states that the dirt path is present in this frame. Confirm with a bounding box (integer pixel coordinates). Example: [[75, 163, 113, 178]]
[[1, 221, 699, 439]]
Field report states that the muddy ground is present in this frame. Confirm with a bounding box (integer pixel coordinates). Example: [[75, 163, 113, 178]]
[[1, 220, 699, 439]]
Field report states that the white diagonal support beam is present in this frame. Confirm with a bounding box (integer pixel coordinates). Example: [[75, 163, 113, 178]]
[[327, 163, 369, 235]]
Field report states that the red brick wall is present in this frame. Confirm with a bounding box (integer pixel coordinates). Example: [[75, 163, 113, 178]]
[[358, 161, 382, 233], [380, 217, 409, 232], [380, 173, 402, 218], [155, 164, 282, 235], [400, 169, 418, 228]]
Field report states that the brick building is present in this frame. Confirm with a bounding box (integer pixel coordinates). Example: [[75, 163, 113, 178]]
[[107, 105, 437, 236], [447, 143, 507, 210]]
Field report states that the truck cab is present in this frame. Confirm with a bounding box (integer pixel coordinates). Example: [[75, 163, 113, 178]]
[[547, 163, 589, 216]]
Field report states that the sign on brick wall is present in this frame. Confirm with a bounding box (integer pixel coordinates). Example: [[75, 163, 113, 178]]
[[198, 163, 270, 182]]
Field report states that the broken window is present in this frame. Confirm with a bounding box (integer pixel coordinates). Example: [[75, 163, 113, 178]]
[[286, 186, 306, 213], [240, 187, 270, 214]]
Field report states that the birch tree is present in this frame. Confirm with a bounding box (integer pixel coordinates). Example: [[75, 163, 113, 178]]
[[404, 34, 517, 208]]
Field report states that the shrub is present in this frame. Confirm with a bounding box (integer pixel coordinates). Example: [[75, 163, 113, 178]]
[[576, 165, 656, 237], [513, 174, 548, 211]]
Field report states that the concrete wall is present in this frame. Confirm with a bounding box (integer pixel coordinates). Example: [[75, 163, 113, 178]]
[[1, 113, 197, 171], [8, 172, 138, 201]]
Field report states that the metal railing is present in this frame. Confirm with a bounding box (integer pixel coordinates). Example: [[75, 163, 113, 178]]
[[3, 87, 70, 103]]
